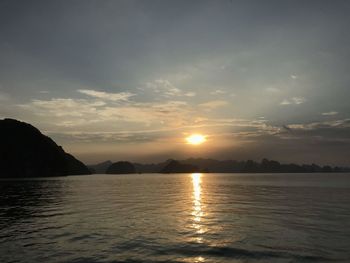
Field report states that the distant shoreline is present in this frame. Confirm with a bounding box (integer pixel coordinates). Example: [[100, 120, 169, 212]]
[[88, 159, 350, 175], [1, 171, 350, 180]]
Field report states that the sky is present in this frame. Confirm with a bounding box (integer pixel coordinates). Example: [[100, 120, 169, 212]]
[[0, 0, 350, 165]]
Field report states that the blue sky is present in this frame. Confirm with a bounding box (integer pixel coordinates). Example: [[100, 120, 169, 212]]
[[0, 0, 349, 165]]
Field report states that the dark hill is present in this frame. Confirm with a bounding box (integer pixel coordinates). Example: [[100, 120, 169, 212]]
[[88, 160, 113, 174], [0, 118, 90, 177], [132, 158, 349, 173], [133, 159, 174, 173], [106, 161, 136, 174], [160, 160, 199, 173]]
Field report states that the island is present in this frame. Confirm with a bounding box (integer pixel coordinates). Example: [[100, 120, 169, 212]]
[[106, 161, 136, 174], [0, 118, 90, 177], [159, 160, 199, 173]]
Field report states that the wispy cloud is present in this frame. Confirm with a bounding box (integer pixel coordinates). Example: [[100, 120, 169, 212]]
[[18, 98, 106, 118], [210, 89, 226, 95], [184, 91, 196, 97], [287, 119, 350, 130], [322, 111, 338, 116], [292, 97, 306, 104], [78, 89, 135, 102], [280, 99, 291, 105], [17, 96, 193, 128], [45, 117, 281, 144], [199, 100, 229, 111], [277, 119, 350, 145], [280, 97, 306, 105], [145, 79, 196, 97]]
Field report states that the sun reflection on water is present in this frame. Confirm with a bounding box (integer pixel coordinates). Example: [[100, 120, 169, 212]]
[[191, 173, 205, 243]]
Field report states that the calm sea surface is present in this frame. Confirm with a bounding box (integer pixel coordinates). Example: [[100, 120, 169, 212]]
[[1, 173, 350, 263]]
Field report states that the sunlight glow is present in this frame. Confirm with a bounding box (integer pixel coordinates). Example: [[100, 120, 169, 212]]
[[186, 134, 206, 145], [191, 173, 205, 244], [192, 173, 202, 208]]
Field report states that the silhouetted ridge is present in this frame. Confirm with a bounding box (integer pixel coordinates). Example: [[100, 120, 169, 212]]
[[88, 160, 113, 174], [0, 118, 90, 177], [132, 158, 349, 173], [106, 161, 136, 174], [180, 158, 349, 173], [160, 160, 199, 173]]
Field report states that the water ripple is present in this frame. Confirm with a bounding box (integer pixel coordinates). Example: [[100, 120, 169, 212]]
[[0, 173, 350, 263]]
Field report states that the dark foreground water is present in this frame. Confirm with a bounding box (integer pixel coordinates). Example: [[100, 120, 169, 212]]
[[1, 173, 350, 263]]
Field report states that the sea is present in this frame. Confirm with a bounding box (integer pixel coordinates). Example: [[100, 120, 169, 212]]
[[1, 173, 349, 263]]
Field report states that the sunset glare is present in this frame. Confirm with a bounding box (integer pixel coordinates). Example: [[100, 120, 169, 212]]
[[186, 134, 206, 145]]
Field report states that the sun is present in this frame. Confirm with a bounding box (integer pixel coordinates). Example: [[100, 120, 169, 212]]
[[186, 134, 206, 145]]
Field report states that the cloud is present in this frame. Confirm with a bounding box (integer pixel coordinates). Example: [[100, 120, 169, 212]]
[[18, 98, 106, 118], [184, 91, 196, 97], [145, 79, 195, 97], [280, 97, 306, 105], [290, 74, 298, 79], [184, 118, 350, 146], [99, 100, 191, 126], [17, 92, 350, 165], [276, 119, 350, 147], [265, 87, 280, 93], [322, 111, 338, 116], [280, 99, 291, 105], [198, 100, 229, 110], [48, 131, 161, 144], [146, 79, 180, 96], [17, 96, 193, 128], [292, 97, 306, 104], [210, 89, 226, 95], [17, 93, 281, 142], [77, 89, 135, 102], [45, 116, 281, 144], [287, 119, 350, 130]]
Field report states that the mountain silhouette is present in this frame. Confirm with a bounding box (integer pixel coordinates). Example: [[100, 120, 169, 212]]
[[132, 158, 349, 173], [133, 159, 174, 173], [178, 158, 348, 173], [106, 161, 136, 174], [0, 118, 90, 177], [87, 158, 350, 174], [88, 160, 113, 174], [160, 160, 199, 173]]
